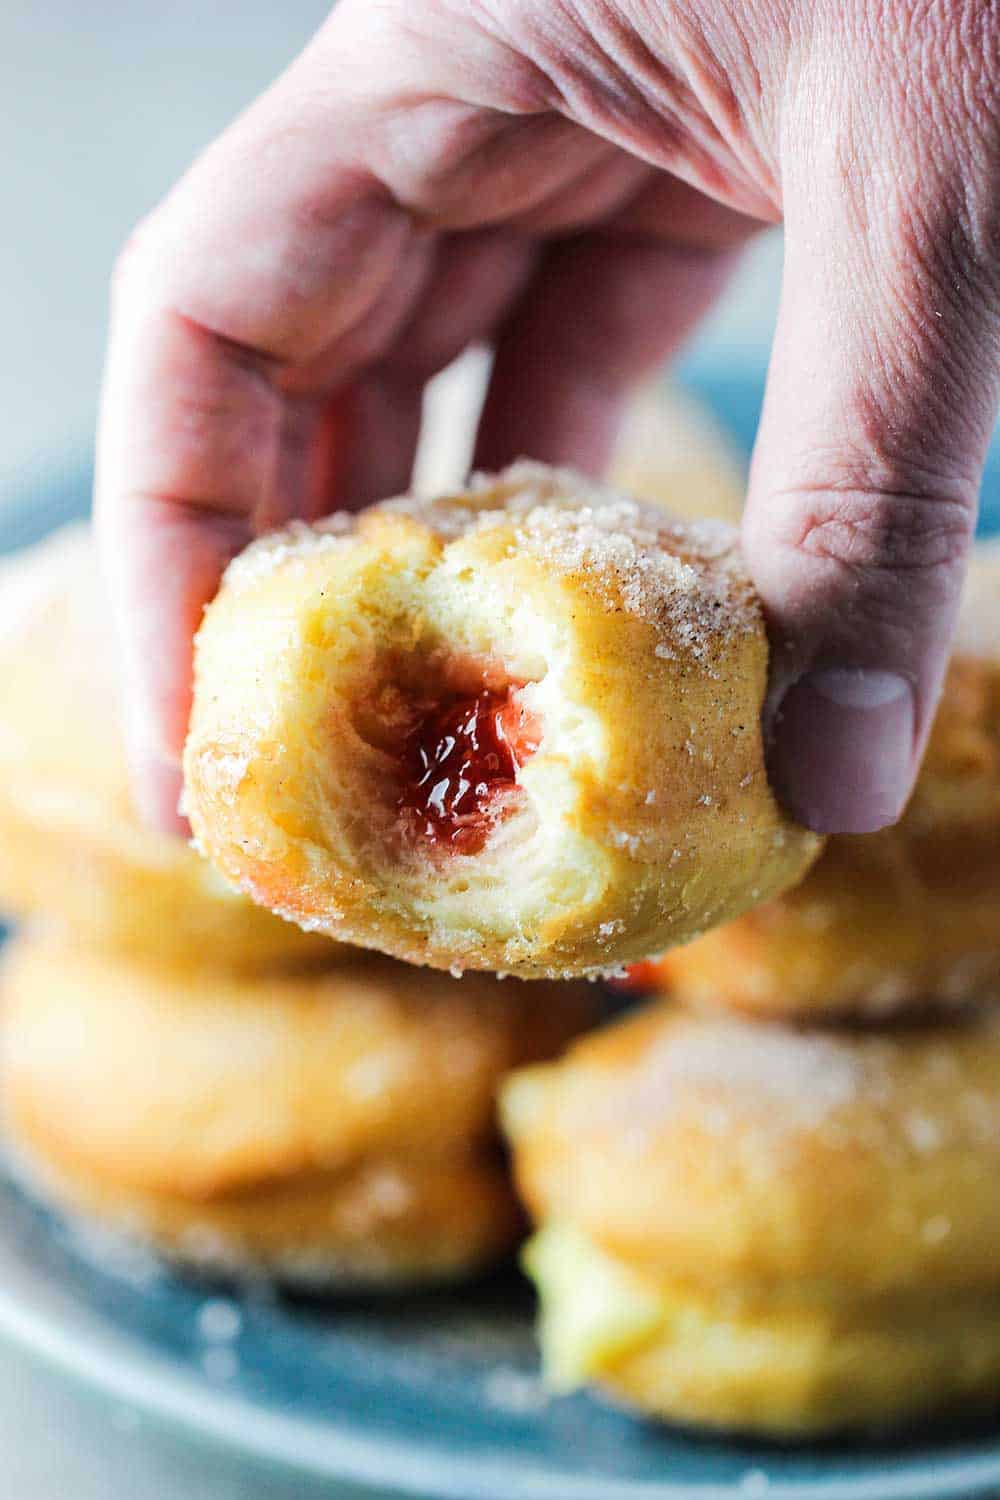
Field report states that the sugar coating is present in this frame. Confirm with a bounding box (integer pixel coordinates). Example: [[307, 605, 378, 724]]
[[396, 462, 759, 659], [593, 1008, 1000, 1164], [222, 513, 353, 589], [481, 1367, 551, 1415], [739, 1473, 770, 1498], [197, 1297, 243, 1343], [222, 463, 759, 664], [633, 1018, 865, 1134]]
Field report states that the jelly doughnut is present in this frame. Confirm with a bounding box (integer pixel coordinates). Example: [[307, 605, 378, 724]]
[[2, 937, 596, 1285], [503, 1000, 1000, 1435], [184, 464, 820, 978], [0, 526, 333, 969]]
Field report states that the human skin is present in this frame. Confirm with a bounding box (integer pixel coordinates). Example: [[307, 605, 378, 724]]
[[94, 0, 1000, 836]]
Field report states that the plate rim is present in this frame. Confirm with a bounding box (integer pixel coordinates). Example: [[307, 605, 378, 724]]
[[1, 1225, 1000, 1500]]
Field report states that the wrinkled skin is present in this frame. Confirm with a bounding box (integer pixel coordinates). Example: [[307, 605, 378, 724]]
[[95, 0, 1000, 835]]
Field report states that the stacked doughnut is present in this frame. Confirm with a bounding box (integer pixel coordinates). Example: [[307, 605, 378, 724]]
[[0, 526, 596, 1286], [640, 542, 1000, 1018], [503, 542, 1000, 1435]]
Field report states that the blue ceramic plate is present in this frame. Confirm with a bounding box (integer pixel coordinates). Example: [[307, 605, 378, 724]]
[[1, 373, 1000, 1500]]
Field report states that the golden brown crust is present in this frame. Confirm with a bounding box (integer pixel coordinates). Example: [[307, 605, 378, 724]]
[[503, 1000, 1000, 1294], [1, 936, 594, 1284], [7, 1133, 522, 1289], [653, 547, 1000, 1018], [1, 937, 595, 1199], [184, 464, 820, 978], [0, 527, 334, 970], [587, 1278, 1000, 1436]]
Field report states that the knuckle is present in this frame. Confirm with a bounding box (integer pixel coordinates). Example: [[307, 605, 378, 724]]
[[479, 0, 677, 135], [446, 0, 558, 108], [752, 482, 973, 650], [769, 421, 980, 587], [789, 486, 974, 579]]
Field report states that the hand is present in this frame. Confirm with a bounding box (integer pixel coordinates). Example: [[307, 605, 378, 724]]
[[96, 0, 1000, 835]]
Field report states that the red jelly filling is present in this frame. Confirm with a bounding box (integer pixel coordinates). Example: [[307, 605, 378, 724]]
[[398, 689, 540, 855], [609, 959, 666, 994]]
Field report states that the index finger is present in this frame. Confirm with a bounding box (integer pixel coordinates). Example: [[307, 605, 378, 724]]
[[94, 0, 626, 824]]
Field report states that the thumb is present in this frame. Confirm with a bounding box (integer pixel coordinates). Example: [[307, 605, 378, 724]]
[[745, 96, 1000, 834]]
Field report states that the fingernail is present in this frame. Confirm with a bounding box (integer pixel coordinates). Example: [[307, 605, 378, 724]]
[[769, 668, 916, 834]]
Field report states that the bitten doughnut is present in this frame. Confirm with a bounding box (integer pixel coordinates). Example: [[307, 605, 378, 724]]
[[184, 464, 820, 978], [0, 526, 332, 969], [640, 543, 1000, 1018], [502, 1000, 1000, 1436], [1, 937, 596, 1285]]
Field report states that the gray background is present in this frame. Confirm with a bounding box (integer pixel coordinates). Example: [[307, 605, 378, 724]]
[[0, 0, 782, 498]]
